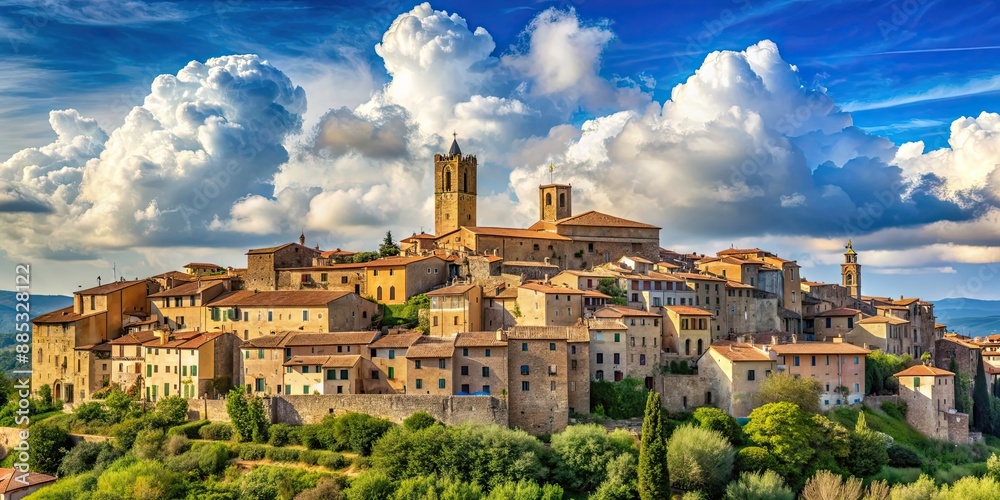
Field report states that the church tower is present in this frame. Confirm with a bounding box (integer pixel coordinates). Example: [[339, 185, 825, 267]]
[[538, 163, 572, 222], [841, 240, 861, 299], [434, 134, 477, 236]]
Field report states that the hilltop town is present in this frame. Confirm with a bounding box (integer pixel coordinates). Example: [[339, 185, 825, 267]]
[[28, 136, 995, 447]]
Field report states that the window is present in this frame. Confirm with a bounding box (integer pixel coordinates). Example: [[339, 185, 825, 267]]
[[854, 356, 860, 364], [640, 354, 646, 366], [520, 365, 530, 376], [848, 317, 854, 329], [433, 317, 438, 327], [302, 366, 309, 374], [267, 310, 273, 322], [913, 377, 919, 387], [327, 369, 337, 380], [571, 345, 576, 354], [545, 192, 552, 205], [588, 243, 594, 253], [811, 356, 816, 366], [438, 378, 446, 389], [303, 385, 310, 394], [388, 349, 395, 359], [462, 348, 469, 356], [438, 359, 446, 369], [302, 310, 309, 321], [825, 317, 831, 328], [183, 366, 188, 376], [613, 353, 620, 364], [461, 365, 469, 376], [793, 356, 800, 366], [485, 349, 491, 357], [522, 343, 528, 351], [549, 342, 556, 351], [748, 370, 756, 381], [416, 379, 423, 389], [522, 381, 530, 391], [596, 353, 604, 364], [482, 367, 490, 377], [388, 366, 395, 379], [596, 370, 604, 380], [389, 286, 396, 301], [415, 360, 421, 369], [340, 369, 348, 379], [614, 333, 620, 343], [371, 370, 379, 379]]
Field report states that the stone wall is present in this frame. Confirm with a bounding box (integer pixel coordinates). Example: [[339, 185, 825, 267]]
[[270, 394, 507, 426], [946, 411, 970, 445], [653, 374, 713, 414], [187, 398, 231, 422], [862, 394, 898, 412]]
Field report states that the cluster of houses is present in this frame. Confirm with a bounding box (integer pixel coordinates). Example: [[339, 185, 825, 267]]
[[29, 137, 974, 440]]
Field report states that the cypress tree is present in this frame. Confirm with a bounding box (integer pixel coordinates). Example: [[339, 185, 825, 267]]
[[638, 391, 669, 500], [974, 352, 992, 434], [950, 357, 966, 413]]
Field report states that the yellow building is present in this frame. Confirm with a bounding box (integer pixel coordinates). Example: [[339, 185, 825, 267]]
[[663, 305, 713, 356], [325, 255, 450, 305], [698, 341, 777, 417], [149, 280, 228, 331], [204, 290, 377, 340], [108, 330, 158, 393], [427, 283, 482, 336], [282, 355, 362, 395], [365, 331, 423, 394], [678, 273, 728, 340], [406, 336, 457, 395], [515, 282, 585, 326], [845, 316, 910, 355], [587, 318, 627, 382], [142, 330, 239, 401]]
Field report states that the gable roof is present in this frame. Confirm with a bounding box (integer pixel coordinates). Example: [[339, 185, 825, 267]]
[[283, 355, 362, 368], [148, 280, 223, 298], [282, 331, 379, 346], [553, 210, 660, 229], [815, 307, 862, 317], [770, 342, 871, 355], [0, 468, 57, 493], [710, 341, 774, 362], [32, 306, 104, 324], [664, 305, 713, 316], [594, 305, 661, 318], [406, 337, 456, 358], [427, 283, 477, 296], [109, 330, 160, 345], [858, 316, 909, 325], [520, 282, 585, 294], [326, 255, 444, 269], [450, 226, 571, 241], [240, 332, 294, 349], [895, 365, 953, 377], [76, 279, 146, 296], [184, 262, 221, 269], [455, 331, 507, 347], [246, 242, 318, 255], [369, 331, 423, 349]]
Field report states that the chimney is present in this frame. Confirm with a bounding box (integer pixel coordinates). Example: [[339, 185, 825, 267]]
[[496, 329, 504, 341], [544, 273, 549, 284], [771, 335, 778, 345], [791, 334, 798, 344], [544, 257, 550, 265], [833, 336, 844, 344]]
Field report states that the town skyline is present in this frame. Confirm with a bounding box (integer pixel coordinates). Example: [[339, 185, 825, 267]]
[[1, 0, 999, 299]]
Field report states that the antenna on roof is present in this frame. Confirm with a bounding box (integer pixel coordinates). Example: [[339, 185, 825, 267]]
[[549, 162, 555, 184]]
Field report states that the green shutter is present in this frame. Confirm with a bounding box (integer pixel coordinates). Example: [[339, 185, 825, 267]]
[[327, 370, 336, 380], [340, 369, 348, 380], [388, 367, 395, 379], [182, 366, 188, 376], [146, 365, 152, 377], [303, 385, 309, 395], [191, 365, 197, 376], [285, 385, 291, 395]]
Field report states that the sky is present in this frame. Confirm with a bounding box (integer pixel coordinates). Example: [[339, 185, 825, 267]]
[[1, 0, 999, 300]]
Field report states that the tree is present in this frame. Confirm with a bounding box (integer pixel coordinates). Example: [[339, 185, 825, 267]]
[[28, 423, 71, 474], [638, 391, 669, 500], [800, 470, 863, 500], [974, 352, 993, 433], [105, 387, 138, 424], [724, 470, 794, 500], [379, 231, 400, 257], [667, 425, 735, 496], [393, 476, 482, 500], [888, 474, 937, 500], [866, 351, 905, 395], [550, 425, 636, 491], [743, 402, 815, 481], [485, 479, 563, 500], [735, 446, 776, 474], [403, 411, 439, 431], [331, 412, 394, 456], [37, 384, 53, 407], [598, 278, 627, 306], [592, 453, 638, 500], [693, 407, 742, 445], [810, 414, 851, 475], [353, 251, 380, 263], [848, 412, 889, 477], [59, 440, 110, 476], [591, 378, 648, 419], [752, 372, 822, 413], [951, 357, 971, 412], [226, 386, 269, 442], [155, 396, 190, 427], [920, 352, 931, 364], [987, 453, 1000, 481]]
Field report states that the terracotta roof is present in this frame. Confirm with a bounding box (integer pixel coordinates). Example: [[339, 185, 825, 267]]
[[582, 289, 611, 298], [664, 305, 713, 316], [283, 355, 362, 368], [241, 332, 294, 349], [725, 280, 755, 289], [149, 270, 195, 282], [184, 262, 221, 269], [448, 226, 571, 240], [801, 280, 827, 286], [770, 342, 871, 355], [876, 304, 910, 311], [553, 210, 660, 229], [624, 255, 653, 264], [406, 337, 456, 358], [320, 248, 357, 258], [401, 232, 436, 242], [520, 282, 585, 294], [427, 283, 477, 296], [483, 286, 519, 299], [246, 242, 319, 255], [676, 272, 727, 282], [455, 331, 507, 347], [0, 468, 57, 493], [815, 307, 861, 317], [369, 331, 423, 349], [140, 330, 230, 349], [985, 363, 1000, 375], [710, 341, 774, 362], [109, 330, 159, 345], [717, 247, 764, 255], [893, 298, 920, 305], [895, 365, 953, 377], [594, 305, 661, 318], [655, 261, 680, 269], [504, 260, 560, 267], [588, 318, 628, 330], [75, 342, 111, 352], [282, 331, 379, 346], [858, 316, 909, 325], [557, 269, 614, 277], [206, 290, 351, 307], [507, 325, 590, 341], [935, 323, 947, 329], [645, 271, 686, 282], [148, 280, 222, 298], [32, 306, 105, 324], [125, 317, 158, 327], [76, 279, 146, 296], [327, 255, 444, 269]]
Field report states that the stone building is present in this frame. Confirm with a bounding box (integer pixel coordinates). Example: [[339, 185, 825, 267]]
[[679, 273, 728, 340], [365, 331, 423, 394], [934, 333, 981, 378], [515, 282, 585, 327], [326, 255, 450, 305], [593, 305, 662, 385], [245, 241, 321, 291], [716, 248, 804, 321], [148, 280, 229, 331], [841, 240, 862, 299], [811, 307, 862, 340], [240, 331, 379, 396], [895, 364, 968, 444], [434, 136, 478, 237], [183, 262, 225, 276], [282, 355, 363, 395], [698, 341, 777, 417], [108, 330, 158, 393], [587, 318, 628, 383], [31, 279, 155, 402], [427, 283, 482, 336], [770, 341, 870, 410], [483, 284, 518, 331], [845, 315, 910, 355], [663, 305, 713, 356], [453, 331, 508, 396], [204, 290, 377, 339], [506, 325, 589, 435]]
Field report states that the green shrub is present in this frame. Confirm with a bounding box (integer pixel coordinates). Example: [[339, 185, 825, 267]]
[[693, 407, 743, 445], [667, 424, 735, 496], [485, 479, 563, 500], [345, 471, 397, 500], [168, 419, 210, 439], [155, 396, 190, 428], [317, 451, 350, 470], [881, 401, 908, 420], [590, 378, 648, 419], [132, 428, 166, 460], [165, 433, 191, 456], [238, 444, 267, 460], [403, 411, 439, 431], [735, 447, 775, 474], [550, 424, 636, 491], [28, 423, 71, 474], [166, 442, 232, 477], [332, 412, 394, 456], [239, 464, 324, 500], [265, 446, 300, 462], [725, 470, 794, 500], [59, 441, 110, 476], [299, 449, 320, 465], [74, 401, 108, 423], [199, 422, 235, 441], [267, 423, 300, 446], [887, 444, 922, 468]]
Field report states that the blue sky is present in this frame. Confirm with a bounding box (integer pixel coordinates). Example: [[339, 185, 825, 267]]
[[1, 0, 999, 300]]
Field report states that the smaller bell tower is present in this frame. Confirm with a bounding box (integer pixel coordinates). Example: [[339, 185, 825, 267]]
[[434, 133, 477, 236], [538, 163, 572, 222], [841, 240, 862, 299]]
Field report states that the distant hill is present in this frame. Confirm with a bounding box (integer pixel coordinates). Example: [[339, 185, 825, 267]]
[[932, 298, 1000, 337], [0, 290, 73, 335]]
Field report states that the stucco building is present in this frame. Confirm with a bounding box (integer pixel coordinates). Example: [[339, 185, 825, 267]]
[[204, 290, 377, 339], [698, 341, 777, 417], [427, 283, 482, 336], [770, 341, 870, 410]]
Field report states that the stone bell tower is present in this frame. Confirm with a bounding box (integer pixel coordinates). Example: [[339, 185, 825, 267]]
[[434, 133, 477, 236], [841, 240, 862, 300]]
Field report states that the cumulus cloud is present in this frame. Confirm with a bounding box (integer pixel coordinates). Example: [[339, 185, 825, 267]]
[[0, 55, 305, 257]]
